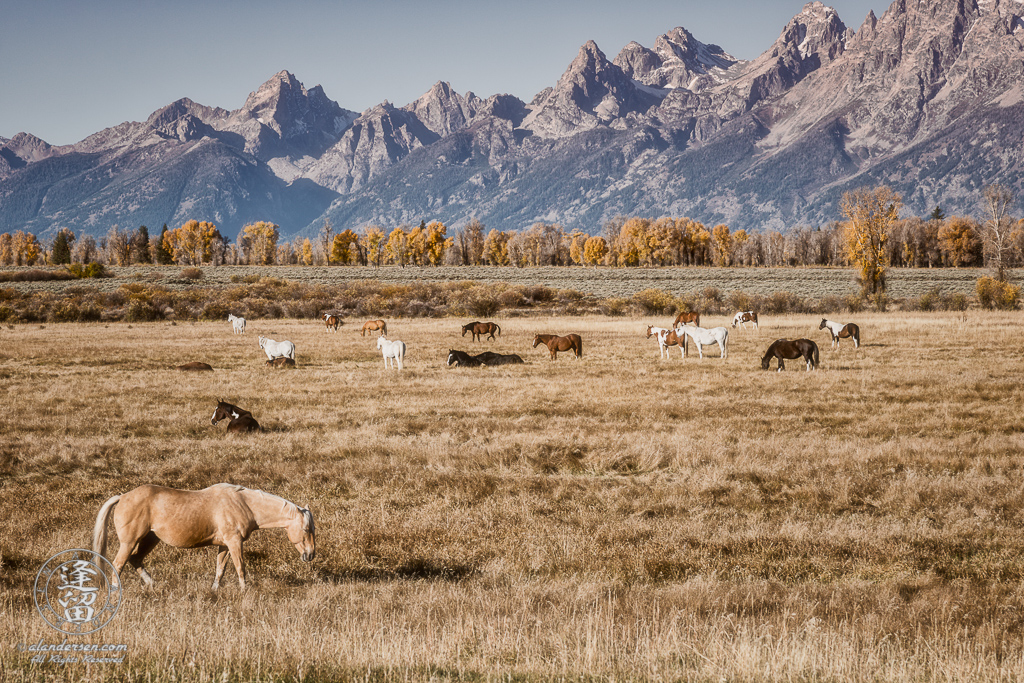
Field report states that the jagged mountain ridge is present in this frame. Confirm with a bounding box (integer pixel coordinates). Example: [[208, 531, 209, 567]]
[[1, 0, 1022, 239]]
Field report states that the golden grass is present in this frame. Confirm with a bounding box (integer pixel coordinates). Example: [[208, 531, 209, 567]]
[[2, 312, 1024, 681]]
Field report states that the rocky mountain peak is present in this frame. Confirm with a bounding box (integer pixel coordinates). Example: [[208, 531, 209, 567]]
[[616, 25, 743, 91], [405, 81, 482, 136]]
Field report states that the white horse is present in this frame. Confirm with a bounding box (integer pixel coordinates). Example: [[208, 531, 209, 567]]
[[228, 313, 246, 334], [678, 324, 729, 359], [258, 336, 295, 361], [377, 336, 407, 370], [645, 325, 684, 359], [731, 311, 758, 330]]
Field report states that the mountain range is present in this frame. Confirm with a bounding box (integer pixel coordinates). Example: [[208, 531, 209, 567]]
[[2, 0, 1022, 240]]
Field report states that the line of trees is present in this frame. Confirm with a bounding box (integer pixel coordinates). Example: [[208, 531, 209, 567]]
[[2, 191, 1022, 272]]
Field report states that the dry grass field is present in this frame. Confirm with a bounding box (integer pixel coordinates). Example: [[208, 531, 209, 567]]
[[2, 310, 1024, 681]]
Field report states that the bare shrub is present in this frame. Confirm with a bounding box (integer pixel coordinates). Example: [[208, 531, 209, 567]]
[[631, 288, 676, 315], [180, 267, 204, 281], [0, 269, 73, 283]]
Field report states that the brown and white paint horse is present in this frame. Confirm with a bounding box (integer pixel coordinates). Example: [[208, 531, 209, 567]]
[[93, 483, 315, 590], [322, 313, 341, 332], [732, 311, 759, 329], [646, 325, 684, 359], [819, 318, 860, 349], [212, 400, 261, 433]]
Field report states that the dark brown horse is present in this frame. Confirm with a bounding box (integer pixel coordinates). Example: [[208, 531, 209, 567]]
[[761, 338, 819, 371], [361, 319, 388, 337], [266, 357, 296, 369], [475, 351, 525, 365], [673, 311, 700, 328], [322, 313, 341, 332], [819, 319, 860, 349], [462, 321, 501, 342], [533, 334, 583, 360], [177, 362, 213, 372], [212, 400, 261, 433]]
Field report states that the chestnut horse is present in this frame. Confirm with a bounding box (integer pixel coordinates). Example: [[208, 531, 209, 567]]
[[819, 318, 860, 349], [322, 313, 341, 332], [761, 338, 819, 371], [92, 483, 315, 590], [362, 320, 388, 337], [533, 334, 583, 360], [212, 400, 261, 433], [673, 311, 700, 328], [462, 321, 501, 342]]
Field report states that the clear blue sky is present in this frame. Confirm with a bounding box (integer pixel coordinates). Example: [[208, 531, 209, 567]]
[[1, 0, 883, 146]]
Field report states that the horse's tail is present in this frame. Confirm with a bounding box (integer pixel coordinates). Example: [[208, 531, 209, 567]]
[[853, 325, 861, 347], [496, 324, 501, 337], [92, 495, 121, 558], [382, 322, 388, 336], [576, 336, 583, 358], [812, 342, 820, 368]]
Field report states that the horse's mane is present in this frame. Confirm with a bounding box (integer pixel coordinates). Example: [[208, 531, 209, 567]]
[[207, 483, 305, 519]]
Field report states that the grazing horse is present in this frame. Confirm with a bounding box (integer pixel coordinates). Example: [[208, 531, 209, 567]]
[[761, 338, 819, 371], [475, 351, 525, 366], [446, 349, 483, 367], [322, 313, 341, 332], [819, 318, 860, 349], [678, 325, 729, 359], [533, 334, 583, 360], [673, 311, 700, 328], [228, 314, 246, 335], [645, 326, 684, 359], [362, 320, 388, 337], [377, 336, 406, 369], [732, 311, 759, 329], [211, 400, 261, 433], [92, 483, 315, 590], [258, 336, 296, 361], [462, 321, 501, 342]]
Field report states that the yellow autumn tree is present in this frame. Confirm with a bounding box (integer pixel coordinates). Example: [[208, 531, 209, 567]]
[[300, 238, 314, 265], [568, 230, 588, 266], [483, 229, 510, 265], [424, 221, 452, 265], [363, 226, 387, 267], [583, 236, 608, 267], [331, 229, 360, 265], [242, 222, 279, 265], [385, 227, 409, 267], [841, 186, 901, 295], [406, 223, 427, 265], [712, 224, 732, 266]]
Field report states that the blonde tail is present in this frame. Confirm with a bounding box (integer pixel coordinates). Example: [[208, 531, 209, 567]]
[[92, 495, 121, 557]]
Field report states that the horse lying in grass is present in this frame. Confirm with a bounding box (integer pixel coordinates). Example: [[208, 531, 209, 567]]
[[447, 350, 525, 367], [92, 483, 314, 590], [761, 338, 819, 371], [212, 400, 261, 433], [447, 349, 483, 367], [678, 324, 729, 359], [533, 334, 582, 360], [820, 318, 860, 349]]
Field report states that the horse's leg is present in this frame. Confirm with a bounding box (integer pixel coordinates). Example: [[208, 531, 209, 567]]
[[212, 547, 230, 590], [127, 531, 160, 588], [778, 357, 785, 372], [226, 538, 246, 589]]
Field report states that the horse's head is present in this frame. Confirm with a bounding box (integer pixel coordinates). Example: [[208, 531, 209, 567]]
[[462, 324, 471, 336], [532, 335, 541, 348], [447, 350, 457, 366], [646, 326, 655, 338], [376, 336, 386, 349], [211, 401, 233, 425], [286, 506, 316, 563], [258, 336, 266, 349], [761, 354, 772, 370], [818, 319, 827, 329]]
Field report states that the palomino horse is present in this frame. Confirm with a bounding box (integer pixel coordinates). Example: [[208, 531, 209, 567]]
[[322, 313, 341, 332], [258, 336, 295, 361], [645, 326, 684, 359], [362, 320, 388, 337], [533, 334, 583, 360], [819, 319, 860, 349], [678, 324, 729, 359], [92, 483, 314, 590], [446, 349, 483, 367], [761, 338, 819, 371], [732, 311, 759, 329], [377, 336, 406, 369], [673, 311, 700, 328], [211, 400, 261, 433], [228, 313, 246, 334], [462, 321, 501, 342]]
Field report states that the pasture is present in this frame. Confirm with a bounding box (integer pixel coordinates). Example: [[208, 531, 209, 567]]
[[1, 311, 1024, 681]]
